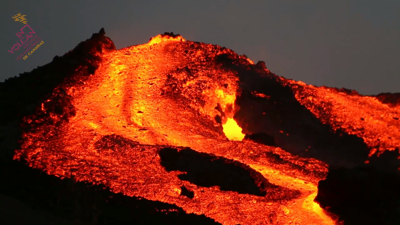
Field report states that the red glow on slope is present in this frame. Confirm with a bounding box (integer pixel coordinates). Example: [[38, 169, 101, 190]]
[[13, 34, 337, 224]]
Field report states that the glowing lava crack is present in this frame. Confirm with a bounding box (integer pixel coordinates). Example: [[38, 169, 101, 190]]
[[14, 33, 339, 224]]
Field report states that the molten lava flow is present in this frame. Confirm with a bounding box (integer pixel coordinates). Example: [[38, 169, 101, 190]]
[[148, 33, 186, 45], [222, 118, 245, 141], [303, 193, 335, 225], [14, 33, 336, 224], [282, 79, 400, 163]]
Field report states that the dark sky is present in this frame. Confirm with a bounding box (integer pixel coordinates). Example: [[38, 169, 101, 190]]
[[1, 0, 399, 95]]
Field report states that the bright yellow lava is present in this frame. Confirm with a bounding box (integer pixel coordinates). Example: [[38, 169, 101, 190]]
[[223, 118, 245, 141]]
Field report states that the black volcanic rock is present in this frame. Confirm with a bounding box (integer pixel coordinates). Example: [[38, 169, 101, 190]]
[[244, 132, 276, 146], [373, 92, 400, 107], [315, 166, 400, 225], [158, 147, 300, 198], [162, 31, 181, 38], [255, 60, 268, 71]]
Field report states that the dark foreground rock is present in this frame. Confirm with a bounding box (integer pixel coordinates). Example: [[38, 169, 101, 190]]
[[0, 160, 220, 225], [315, 166, 400, 225]]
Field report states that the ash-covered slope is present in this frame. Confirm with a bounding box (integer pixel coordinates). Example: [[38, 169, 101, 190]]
[[1, 28, 399, 224]]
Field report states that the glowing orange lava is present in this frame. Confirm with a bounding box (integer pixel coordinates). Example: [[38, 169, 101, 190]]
[[14, 34, 336, 224], [282, 79, 400, 161]]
